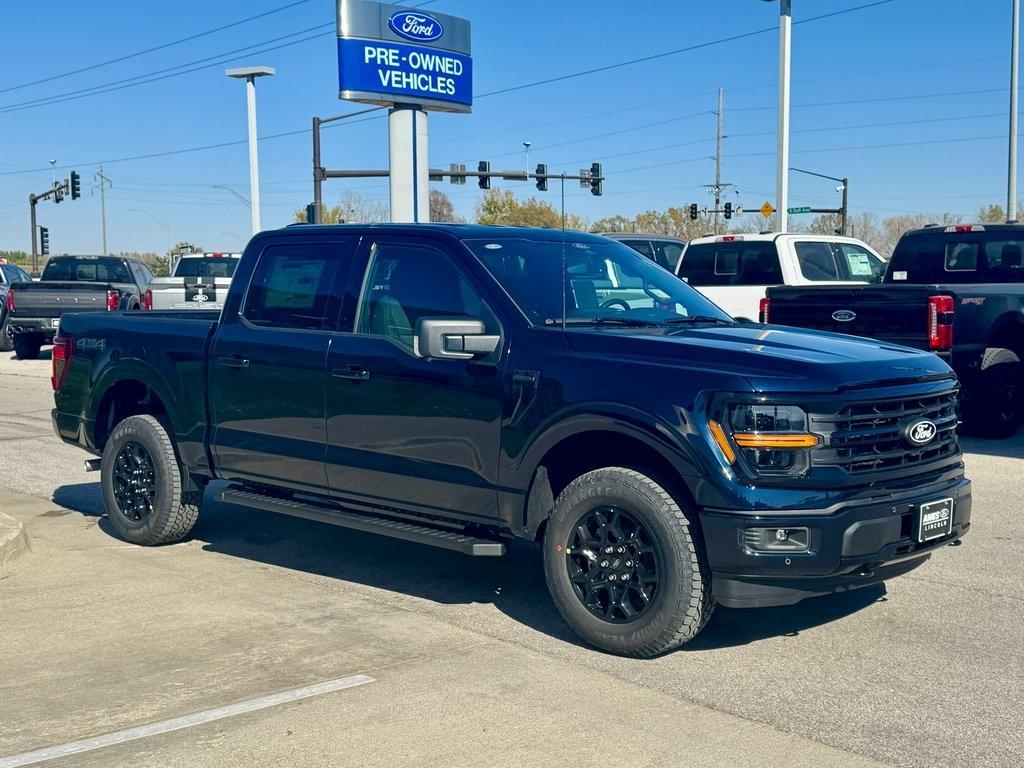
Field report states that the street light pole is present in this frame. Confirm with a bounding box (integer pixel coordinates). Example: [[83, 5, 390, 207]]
[[777, 0, 792, 233], [1010, 0, 1020, 221], [790, 167, 848, 235], [226, 66, 275, 235]]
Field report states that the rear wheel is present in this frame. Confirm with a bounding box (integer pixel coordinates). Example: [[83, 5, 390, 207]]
[[12, 333, 41, 360], [0, 309, 13, 352], [101, 415, 201, 545], [965, 347, 1022, 438], [543, 467, 712, 657]]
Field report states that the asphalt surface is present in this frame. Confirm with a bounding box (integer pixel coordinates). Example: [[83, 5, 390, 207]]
[[1, 350, 1021, 767]]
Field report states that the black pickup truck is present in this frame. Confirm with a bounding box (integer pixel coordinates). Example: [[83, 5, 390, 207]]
[[765, 224, 1024, 437], [52, 224, 971, 656], [6, 255, 153, 360]]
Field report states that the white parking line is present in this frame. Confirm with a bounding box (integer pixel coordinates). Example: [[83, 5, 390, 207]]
[[0, 674, 375, 768]]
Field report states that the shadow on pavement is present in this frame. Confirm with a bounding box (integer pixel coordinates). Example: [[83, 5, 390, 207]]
[[52, 479, 884, 653], [959, 431, 1024, 459]]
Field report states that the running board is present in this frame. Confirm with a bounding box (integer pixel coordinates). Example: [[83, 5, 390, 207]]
[[217, 487, 505, 556]]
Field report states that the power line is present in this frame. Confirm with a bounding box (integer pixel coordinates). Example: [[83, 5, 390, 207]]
[[0, 0, 316, 95], [474, 0, 898, 99]]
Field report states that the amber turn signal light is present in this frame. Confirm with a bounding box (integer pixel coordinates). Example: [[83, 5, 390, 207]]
[[708, 420, 736, 464]]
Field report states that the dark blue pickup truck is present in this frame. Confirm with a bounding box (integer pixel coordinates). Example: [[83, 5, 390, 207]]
[[51, 224, 971, 656]]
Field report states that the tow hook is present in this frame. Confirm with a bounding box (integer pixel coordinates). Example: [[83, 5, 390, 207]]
[[84, 458, 102, 472], [857, 565, 875, 578]]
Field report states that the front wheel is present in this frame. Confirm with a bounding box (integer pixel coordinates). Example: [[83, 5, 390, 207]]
[[543, 467, 712, 657], [101, 415, 201, 545]]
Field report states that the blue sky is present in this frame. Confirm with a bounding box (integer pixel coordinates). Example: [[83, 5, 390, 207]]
[[0, 0, 1017, 254]]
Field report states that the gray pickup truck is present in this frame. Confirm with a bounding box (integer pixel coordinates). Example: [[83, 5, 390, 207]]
[[6, 255, 153, 359], [146, 253, 240, 311]]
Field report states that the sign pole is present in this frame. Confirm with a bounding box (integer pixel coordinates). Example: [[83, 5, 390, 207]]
[[776, 0, 792, 233], [388, 106, 429, 223]]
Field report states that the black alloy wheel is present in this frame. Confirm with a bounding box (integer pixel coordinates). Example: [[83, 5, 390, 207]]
[[112, 441, 157, 524], [566, 505, 662, 624]]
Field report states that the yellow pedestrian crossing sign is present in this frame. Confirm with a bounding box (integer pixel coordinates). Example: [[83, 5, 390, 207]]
[[760, 201, 776, 217]]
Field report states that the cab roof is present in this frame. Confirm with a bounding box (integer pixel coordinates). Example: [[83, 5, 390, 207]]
[[278, 222, 609, 243]]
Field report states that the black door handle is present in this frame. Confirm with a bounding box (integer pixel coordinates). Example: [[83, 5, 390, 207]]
[[216, 356, 250, 369], [332, 365, 370, 381]]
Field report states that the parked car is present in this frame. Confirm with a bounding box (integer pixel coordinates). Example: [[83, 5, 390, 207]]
[[145, 252, 241, 311], [5, 255, 153, 359], [676, 233, 887, 320], [52, 224, 970, 657], [765, 223, 1024, 437], [601, 233, 686, 272], [0, 261, 33, 352]]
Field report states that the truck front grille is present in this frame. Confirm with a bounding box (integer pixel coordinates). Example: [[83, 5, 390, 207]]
[[811, 388, 960, 476]]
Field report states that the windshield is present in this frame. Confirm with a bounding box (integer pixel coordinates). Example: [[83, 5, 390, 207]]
[[174, 257, 239, 278], [464, 237, 731, 326], [41, 258, 131, 283], [887, 230, 1024, 284]]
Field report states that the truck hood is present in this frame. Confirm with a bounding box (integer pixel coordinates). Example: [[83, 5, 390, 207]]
[[565, 323, 954, 394]]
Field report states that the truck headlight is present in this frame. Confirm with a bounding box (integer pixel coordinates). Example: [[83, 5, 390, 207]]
[[709, 404, 819, 476]]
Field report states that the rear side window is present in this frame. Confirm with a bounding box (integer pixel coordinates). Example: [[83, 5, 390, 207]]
[[652, 241, 684, 271], [887, 231, 1024, 283], [679, 242, 782, 286], [243, 244, 343, 330], [618, 239, 654, 259], [794, 242, 841, 280]]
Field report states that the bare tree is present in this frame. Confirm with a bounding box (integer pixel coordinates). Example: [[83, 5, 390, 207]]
[[429, 189, 464, 223]]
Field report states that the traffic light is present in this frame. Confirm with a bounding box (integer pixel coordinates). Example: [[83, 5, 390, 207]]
[[689, 203, 699, 221], [724, 202, 733, 220], [39, 227, 49, 256], [305, 203, 318, 224], [69, 171, 81, 200], [589, 162, 602, 196], [478, 161, 491, 190], [535, 163, 548, 192]]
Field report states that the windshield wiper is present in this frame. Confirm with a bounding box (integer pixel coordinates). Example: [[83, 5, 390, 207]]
[[662, 315, 734, 326], [555, 317, 664, 327]]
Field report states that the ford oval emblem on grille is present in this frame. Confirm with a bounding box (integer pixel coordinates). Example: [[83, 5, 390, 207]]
[[905, 419, 937, 447], [387, 11, 444, 42], [832, 309, 857, 322]]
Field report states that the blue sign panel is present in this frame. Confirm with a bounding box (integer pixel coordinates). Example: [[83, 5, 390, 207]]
[[337, 37, 472, 112]]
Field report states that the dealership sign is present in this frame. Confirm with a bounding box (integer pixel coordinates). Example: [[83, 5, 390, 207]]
[[336, 0, 472, 113]]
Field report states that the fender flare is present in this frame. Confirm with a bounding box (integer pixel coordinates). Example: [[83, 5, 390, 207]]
[[88, 358, 185, 444]]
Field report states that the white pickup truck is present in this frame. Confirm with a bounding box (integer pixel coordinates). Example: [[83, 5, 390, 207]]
[[145, 253, 241, 311], [674, 233, 886, 321]]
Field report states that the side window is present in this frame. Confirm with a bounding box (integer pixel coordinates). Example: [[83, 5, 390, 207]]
[[243, 244, 342, 330], [679, 243, 782, 286], [837, 243, 885, 282], [128, 262, 145, 286], [620, 239, 655, 261], [794, 242, 841, 281], [355, 242, 496, 355], [652, 241, 683, 271]]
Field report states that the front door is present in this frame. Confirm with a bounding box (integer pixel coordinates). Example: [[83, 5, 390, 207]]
[[209, 238, 356, 491], [325, 237, 505, 522]]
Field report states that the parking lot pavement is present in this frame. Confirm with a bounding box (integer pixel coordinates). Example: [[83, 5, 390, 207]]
[[2, 351, 1022, 768]]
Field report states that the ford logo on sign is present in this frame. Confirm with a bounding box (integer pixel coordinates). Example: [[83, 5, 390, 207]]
[[904, 419, 938, 447], [388, 11, 444, 43], [832, 310, 857, 322]]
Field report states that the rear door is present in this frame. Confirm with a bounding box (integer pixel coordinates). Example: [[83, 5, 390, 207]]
[[324, 235, 505, 521], [208, 237, 358, 491], [677, 239, 782, 320]]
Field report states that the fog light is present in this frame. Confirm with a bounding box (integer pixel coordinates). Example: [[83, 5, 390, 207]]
[[743, 527, 810, 553]]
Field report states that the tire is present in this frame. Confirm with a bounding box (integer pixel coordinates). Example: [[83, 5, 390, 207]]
[[12, 333, 41, 360], [964, 347, 1022, 438], [101, 414, 201, 545], [543, 467, 713, 658], [0, 309, 12, 352]]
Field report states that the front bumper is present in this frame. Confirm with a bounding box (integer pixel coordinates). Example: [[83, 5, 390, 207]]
[[701, 476, 971, 608]]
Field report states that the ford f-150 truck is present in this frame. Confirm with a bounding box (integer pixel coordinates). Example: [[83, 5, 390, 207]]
[[145, 252, 240, 311], [765, 224, 1024, 437], [51, 224, 971, 657], [6, 255, 153, 359]]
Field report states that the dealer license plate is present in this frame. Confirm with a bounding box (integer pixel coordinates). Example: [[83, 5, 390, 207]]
[[918, 498, 953, 542]]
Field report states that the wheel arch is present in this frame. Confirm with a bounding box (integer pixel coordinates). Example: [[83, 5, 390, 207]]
[[90, 363, 182, 452], [517, 409, 704, 540], [987, 312, 1024, 358]]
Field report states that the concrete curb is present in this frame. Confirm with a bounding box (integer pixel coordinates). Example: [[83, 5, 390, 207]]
[[0, 510, 29, 568]]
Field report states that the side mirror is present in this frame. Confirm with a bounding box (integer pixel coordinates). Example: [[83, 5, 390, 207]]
[[418, 318, 500, 360]]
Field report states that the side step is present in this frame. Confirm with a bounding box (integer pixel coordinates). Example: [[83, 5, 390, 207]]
[[218, 487, 505, 556]]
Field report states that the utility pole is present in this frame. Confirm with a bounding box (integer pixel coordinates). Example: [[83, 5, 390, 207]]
[[715, 88, 724, 235], [775, 0, 793, 233], [94, 167, 111, 255], [1009, 0, 1020, 221]]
